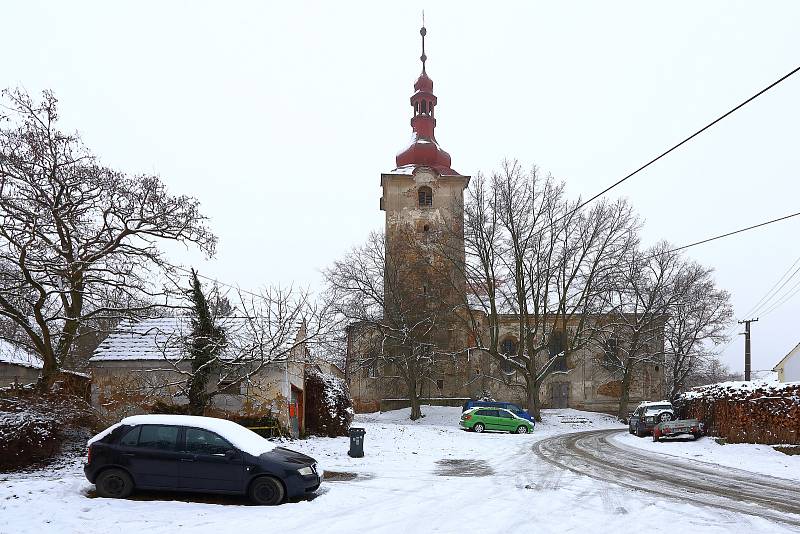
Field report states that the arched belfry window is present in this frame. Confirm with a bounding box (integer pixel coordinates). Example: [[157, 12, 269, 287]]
[[418, 186, 433, 207]]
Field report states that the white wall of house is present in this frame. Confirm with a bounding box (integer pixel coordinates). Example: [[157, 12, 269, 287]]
[[778, 345, 800, 381]]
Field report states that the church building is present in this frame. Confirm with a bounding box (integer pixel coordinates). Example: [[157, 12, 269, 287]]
[[346, 25, 664, 416]]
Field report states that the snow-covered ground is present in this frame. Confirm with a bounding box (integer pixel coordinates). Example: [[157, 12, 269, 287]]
[[613, 431, 800, 482], [0, 407, 796, 534]]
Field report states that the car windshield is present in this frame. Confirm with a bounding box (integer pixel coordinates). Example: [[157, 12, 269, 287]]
[[644, 405, 672, 414]]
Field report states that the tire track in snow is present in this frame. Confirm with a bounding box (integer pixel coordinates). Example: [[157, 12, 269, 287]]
[[534, 429, 800, 528]]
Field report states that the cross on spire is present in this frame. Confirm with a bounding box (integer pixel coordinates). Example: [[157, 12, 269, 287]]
[[420, 21, 427, 73]]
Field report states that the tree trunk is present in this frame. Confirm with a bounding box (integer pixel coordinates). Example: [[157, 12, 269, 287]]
[[38, 350, 60, 391], [617, 361, 634, 420], [187, 377, 208, 416], [408, 378, 422, 421], [528, 383, 543, 422]]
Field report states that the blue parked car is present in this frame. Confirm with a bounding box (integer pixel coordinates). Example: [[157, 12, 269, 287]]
[[461, 400, 534, 423]]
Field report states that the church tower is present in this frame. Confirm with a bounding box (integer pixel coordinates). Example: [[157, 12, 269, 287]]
[[380, 24, 469, 346]]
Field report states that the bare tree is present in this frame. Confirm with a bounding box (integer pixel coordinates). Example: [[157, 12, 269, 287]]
[[663, 264, 733, 400], [0, 88, 216, 388], [683, 355, 741, 389], [599, 243, 687, 418], [324, 231, 460, 420], [138, 273, 330, 417], [450, 161, 637, 420]]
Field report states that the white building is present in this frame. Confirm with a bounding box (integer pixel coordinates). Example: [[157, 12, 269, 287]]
[[773, 342, 800, 382]]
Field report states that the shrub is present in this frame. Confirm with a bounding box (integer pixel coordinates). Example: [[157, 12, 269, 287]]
[[304, 368, 354, 437], [0, 390, 98, 471]]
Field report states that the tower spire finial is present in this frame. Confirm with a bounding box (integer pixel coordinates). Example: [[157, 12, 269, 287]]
[[420, 12, 427, 73]]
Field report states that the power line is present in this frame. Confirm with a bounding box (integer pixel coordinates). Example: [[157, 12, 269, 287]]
[[569, 63, 800, 216], [760, 276, 800, 317], [744, 253, 800, 317], [646, 209, 800, 259], [749, 259, 800, 317], [172, 265, 268, 301]]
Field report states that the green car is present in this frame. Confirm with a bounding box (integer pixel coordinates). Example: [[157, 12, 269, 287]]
[[459, 407, 534, 434]]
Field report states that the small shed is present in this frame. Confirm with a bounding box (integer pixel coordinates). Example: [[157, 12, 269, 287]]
[[773, 342, 800, 382], [0, 339, 91, 399]]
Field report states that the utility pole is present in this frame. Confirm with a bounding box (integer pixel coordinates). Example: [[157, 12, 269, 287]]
[[738, 318, 759, 381]]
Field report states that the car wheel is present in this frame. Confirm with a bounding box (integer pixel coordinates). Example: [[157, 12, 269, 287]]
[[658, 412, 673, 423], [249, 476, 285, 506], [628, 425, 634, 434], [516, 425, 528, 434], [693, 432, 701, 440], [635, 427, 646, 438], [95, 468, 134, 499], [473, 423, 485, 433]]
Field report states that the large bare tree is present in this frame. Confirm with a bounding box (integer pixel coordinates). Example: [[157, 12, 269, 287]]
[[662, 263, 733, 400], [0, 88, 216, 388], [449, 161, 638, 420], [324, 231, 460, 420], [599, 243, 690, 418]]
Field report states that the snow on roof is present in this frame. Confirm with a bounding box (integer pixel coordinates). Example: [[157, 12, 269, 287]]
[[90, 317, 187, 362], [90, 316, 307, 362], [89, 414, 277, 456], [0, 339, 43, 369]]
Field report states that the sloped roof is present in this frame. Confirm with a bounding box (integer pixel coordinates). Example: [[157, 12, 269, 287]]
[[0, 339, 43, 369], [90, 316, 306, 362], [773, 341, 800, 372]]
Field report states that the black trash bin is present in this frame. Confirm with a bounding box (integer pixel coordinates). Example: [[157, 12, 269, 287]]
[[348, 427, 366, 458]]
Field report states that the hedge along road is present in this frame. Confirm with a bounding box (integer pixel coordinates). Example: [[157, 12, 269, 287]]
[[534, 429, 800, 528]]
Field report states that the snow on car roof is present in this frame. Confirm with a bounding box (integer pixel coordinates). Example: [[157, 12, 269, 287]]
[[88, 414, 277, 456], [638, 401, 673, 408]]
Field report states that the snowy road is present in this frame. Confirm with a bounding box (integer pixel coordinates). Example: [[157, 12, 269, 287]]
[[2, 409, 799, 534], [535, 429, 800, 528]]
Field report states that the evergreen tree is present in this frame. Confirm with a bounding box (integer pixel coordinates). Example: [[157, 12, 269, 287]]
[[186, 269, 226, 415]]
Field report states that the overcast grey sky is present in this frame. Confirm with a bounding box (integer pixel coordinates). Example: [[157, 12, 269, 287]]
[[2, 1, 798, 375]]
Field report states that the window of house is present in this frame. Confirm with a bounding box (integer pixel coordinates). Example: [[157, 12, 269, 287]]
[[436, 379, 444, 390], [418, 186, 433, 207], [138, 425, 179, 451], [423, 224, 430, 232], [384, 362, 399, 376], [367, 359, 379, 378], [219, 376, 241, 393]]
